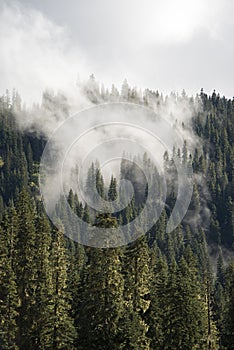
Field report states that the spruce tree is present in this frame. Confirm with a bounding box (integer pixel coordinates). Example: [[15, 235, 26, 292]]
[[108, 175, 118, 201], [78, 213, 125, 350], [162, 249, 207, 350], [122, 231, 151, 349], [50, 227, 77, 349], [15, 189, 38, 350], [32, 206, 54, 349], [223, 262, 234, 349], [146, 244, 168, 350], [0, 211, 19, 350]]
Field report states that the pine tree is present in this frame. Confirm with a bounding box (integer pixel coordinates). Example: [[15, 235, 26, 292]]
[[15, 189, 38, 350], [146, 244, 168, 349], [96, 167, 105, 199], [223, 262, 234, 349], [121, 79, 130, 101], [31, 206, 54, 349], [0, 207, 19, 350], [78, 213, 125, 350], [108, 175, 118, 201], [50, 227, 77, 349], [162, 249, 207, 350], [122, 231, 151, 349], [67, 242, 85, 348]]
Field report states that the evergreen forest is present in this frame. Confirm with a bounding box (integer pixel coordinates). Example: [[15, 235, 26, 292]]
[[0, 78, 234, 349]]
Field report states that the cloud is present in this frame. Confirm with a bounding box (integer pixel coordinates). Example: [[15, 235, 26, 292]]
[[0, 1, 88, 105], [142, 0, 229, 44], [68, 0, 232, 47], [0, 0, 233, 103]]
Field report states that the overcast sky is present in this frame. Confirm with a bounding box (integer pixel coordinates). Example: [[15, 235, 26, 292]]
[[0, 0, 234, 103]]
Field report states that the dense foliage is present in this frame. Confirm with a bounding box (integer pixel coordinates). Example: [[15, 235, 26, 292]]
[[0, 80, 233, 349]]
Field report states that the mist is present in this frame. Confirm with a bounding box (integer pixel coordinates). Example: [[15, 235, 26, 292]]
[[0, 1, 89, 106], [0, 1, 217, 241]]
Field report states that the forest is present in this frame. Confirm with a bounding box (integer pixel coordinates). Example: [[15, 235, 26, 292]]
[[0, 78, 234, 350]]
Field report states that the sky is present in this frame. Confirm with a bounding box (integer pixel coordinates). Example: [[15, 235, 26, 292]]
[[0, 0, 234, 104]]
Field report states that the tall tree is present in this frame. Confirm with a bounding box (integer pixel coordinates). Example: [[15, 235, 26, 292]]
[[78, 213, 125, 350], [31, 206, 54, 349], [50, 227, 77, 349], [223, 262, 234, 349], [0, 206, 19, 350], [146, 244, 168, 350], [122, 231, 151, 349], [161, 249, 207, 350], [15, 189, 37, 350]]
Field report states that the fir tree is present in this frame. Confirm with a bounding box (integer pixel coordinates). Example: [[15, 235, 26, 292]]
[[0, 215, 19, 350], [50, 227, 77, 349], [78, 213, 125, 350], [15, 189, 38, 350], [146, 244, 168, 349], [31, 207, 54, 349], [122, 231, 151, 349], [162, 249, 207, 350]]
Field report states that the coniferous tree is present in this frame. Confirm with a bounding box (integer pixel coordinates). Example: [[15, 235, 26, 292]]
[[108, 175, 118, 201], [78, 213, 125, 350], [32, 207, 53, 349], [223, 262, 234, 349], [50, 227, 77, 350], [162, 249, 207, 350], [15, 189, 38, 350], [146, 244, 168, 349], [0, 211, 19, 350], [122, 231, 151, 350]]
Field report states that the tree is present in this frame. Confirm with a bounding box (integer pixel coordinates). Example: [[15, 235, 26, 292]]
[[31, 206, 53, 349], [161, 249, 207, 350], [108, 175, 118, 201], [78, 213, 125, 350], [50, 227, 77, 349], [15, 189, 38, 350], [122, 231, 151, 349], [223, 262, 234, 349], [121, 79, 130, 101], [146, 244, 168, 349], [0, 206, 19, 350], [96, 167, 105, 199]]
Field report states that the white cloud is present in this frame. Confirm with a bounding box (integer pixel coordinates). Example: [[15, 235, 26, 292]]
[[77, 0, 232, 47], [0, 0, 233, 100], [0, 1, 88, 104], [144, 0, 230, 45]]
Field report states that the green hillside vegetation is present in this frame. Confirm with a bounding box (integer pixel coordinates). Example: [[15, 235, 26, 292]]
[[0, 80, 233, 349]]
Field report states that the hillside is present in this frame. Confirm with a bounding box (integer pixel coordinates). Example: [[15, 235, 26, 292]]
[[0, 83, 233, 349]]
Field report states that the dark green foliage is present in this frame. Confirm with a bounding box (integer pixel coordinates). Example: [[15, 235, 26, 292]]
[[15, 189, 38, 350], [0, 86, 234, 349], [0, 209, 19, 350], [146, 245, 168, 349], [50, 228, 77, 349], [122, 233, 151, 349], [78, 214, 125, 350], [221, 262, 234, 349], [161, 251, 207, 350]]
